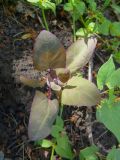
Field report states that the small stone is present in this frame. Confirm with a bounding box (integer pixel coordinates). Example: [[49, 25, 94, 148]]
[[0, 151, 4, 160]]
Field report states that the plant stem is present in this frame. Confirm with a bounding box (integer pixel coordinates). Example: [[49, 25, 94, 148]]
[[50, 145, 55, 160], [86, 57, 94, 145], [80, 15, 87, 28], [60, 104, 64, 117], [73, 11, 76, 42], [41, 8, 49, 31]]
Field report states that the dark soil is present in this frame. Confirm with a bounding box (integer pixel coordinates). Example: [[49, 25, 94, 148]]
[[0, 2, 118, 160]]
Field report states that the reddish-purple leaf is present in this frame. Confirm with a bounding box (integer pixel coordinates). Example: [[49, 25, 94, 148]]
[[33, 30, 66, 71], [28, 91, 59, 141]]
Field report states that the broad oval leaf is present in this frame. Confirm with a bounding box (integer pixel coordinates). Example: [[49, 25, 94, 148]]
[[28, 91, 59, 141], [97, 56, 115, 90], [33, 30, 66, 71], [42, 1, 56, 15], [62, 76, 100, 107], [107, 147, 120, 160], [110, 22, 120, 36], [66, 37, 97, 73], [111, 4, 120, 14], [55, 134, 74, 159], [98, 18, 111, 36], [106, 68, 120, 89], [96, 100, 120, 142], [79, 145, 99, 160], [36, 139, 53, 148]]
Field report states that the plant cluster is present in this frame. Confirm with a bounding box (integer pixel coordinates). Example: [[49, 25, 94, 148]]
[[19, 0, 120, 159], [20, 30, 120, 159], [27, 0, 120, 56]]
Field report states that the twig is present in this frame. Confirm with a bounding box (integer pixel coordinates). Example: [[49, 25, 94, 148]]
[[88, 56, 93, 82], [97, 141, 110, 154], [23, 143, 25, 160], [10, 14, 25, 28], [95, 52, 105, 64], [0, 110, 17, 126], [35, 10, 45, 28], [96, 130, 108, 142], [86, 56, 94, 145]]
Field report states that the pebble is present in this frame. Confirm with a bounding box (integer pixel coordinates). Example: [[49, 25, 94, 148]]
[[0, 151, 4, 160]]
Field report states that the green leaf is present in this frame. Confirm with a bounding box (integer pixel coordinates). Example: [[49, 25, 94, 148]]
[[33, 30, 66, 71], [110, 22, 120, 36], [97, 56, 115, 90], [62, 76, 100, 107], [51, 116, 64, 138], [55, 0, 62, 5], [76, 28, 87, 36], [28, 91, 59, 141], [111, 4, 120, 14], [98, 18, 111, 35], [96, 100, 120, 142], [66, 37, 97, 73], [51, 125, 63, 138], [40, 139, 53, 148], [64, 3, 73, 12], [42, 1, 56, 15], [87, 0, 96, 11], [114, 51, 120, 64], [79, 145, 99, 160], [88, 22, 95, 31], [55, 134, 74, 159], [106, 68, 120, 88], [103, 0, 111, 8], [56, 116, 64, 128], [74, 1, 85, 16], [35, 139, 53, 148], [111, 39, 120, 51], [88, 22, 99, 33], [64, 1, 85, 20], [107, 147, 120, 160], [76, 23, 98, 37]]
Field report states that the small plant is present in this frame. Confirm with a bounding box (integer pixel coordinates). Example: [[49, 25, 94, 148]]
[[35, 116, 74, 159], [20, 30, 100, 159], [77, 55, 120, 159], [79, 145, 99, 160], [64, 0, 85, 41], [63, 0, 120, 65], [27, 0, 56, 30], [97, 55, 120, 143]]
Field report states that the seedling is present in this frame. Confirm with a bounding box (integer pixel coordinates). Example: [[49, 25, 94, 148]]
[[20, 30, 100, 158], [27, 0, 56, 30], [35, 116, 74, 160], [64, 0, 86, 41], [20, 26, 120, 160], [97, 55, 120, 142]]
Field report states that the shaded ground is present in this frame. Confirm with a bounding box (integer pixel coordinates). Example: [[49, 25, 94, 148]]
[[0, 2, 118, 160]]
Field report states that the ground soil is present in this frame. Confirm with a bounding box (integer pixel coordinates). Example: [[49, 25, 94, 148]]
[[0, 2, 118, 160]]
